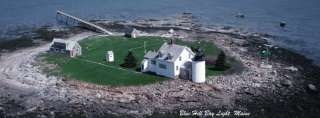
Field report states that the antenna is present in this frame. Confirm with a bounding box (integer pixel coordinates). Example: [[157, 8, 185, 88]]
[[264, 44, 272, 65]]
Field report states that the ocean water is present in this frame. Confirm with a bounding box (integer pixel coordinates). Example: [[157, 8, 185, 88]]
[[0, 0, 320, 64]]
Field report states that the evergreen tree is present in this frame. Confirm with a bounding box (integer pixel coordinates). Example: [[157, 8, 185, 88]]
[[215, 51, 226, 70], [121, 51, 137, 68]]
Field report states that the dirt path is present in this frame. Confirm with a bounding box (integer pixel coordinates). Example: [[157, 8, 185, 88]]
[[0, 32, 96, 116]]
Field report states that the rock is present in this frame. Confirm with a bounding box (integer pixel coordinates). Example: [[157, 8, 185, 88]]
[[50, 111, 55, 117], [154, 93, 161, 97], [38, 114, 47, 118], [284, 66, 298, 71], [96, 93, 102, 99], [0, 107, 4, 115], [281, 79, 292, 87], [243, 88, 255, 95], [308, 84, 317, 92], [280, 21, 286, 27], [252, 83, 261, 87], [236, 13, 245, 18], [283, 74, 292, 79]]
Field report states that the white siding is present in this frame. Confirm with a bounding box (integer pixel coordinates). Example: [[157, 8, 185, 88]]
[[141, 59, 148, 72], [155, 60, 175, 78], [147, 59, 157, 72], [142, 48, 195, 79], [173, 49, 194, 76]]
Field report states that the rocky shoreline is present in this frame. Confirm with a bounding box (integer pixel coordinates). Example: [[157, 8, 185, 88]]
[[0, 14, 319, 118]]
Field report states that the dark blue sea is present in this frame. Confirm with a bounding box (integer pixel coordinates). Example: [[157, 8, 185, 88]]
[[0, 0, 320, 64]]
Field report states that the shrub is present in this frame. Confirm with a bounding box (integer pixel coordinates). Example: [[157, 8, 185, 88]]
[[0, 36, 34, 51], [35, 28, 55, 41], [214, 51, 227, 70], [205, 55, 216, 66], [120, 51, 137, 68]]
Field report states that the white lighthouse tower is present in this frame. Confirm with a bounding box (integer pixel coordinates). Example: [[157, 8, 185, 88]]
[[192, 48, 206, 83]]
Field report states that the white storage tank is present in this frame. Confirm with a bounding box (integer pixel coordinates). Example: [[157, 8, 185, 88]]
[[192, 61, 206, 83], [192, 48, 206, 83]]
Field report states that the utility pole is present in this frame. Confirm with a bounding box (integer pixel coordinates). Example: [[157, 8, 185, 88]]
[[259, 44, 273, 69], [264, 44, 272, 65]]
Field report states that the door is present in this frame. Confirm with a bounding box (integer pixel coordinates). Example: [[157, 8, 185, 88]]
[[179, 69, 190, 80]]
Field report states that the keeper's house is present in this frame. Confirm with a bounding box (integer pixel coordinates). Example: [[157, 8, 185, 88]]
[[50, 38, 82, 58], [141, 42, 195, 79]]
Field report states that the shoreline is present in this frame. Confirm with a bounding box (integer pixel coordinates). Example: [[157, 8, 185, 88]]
[[0, 15, 319, 117]]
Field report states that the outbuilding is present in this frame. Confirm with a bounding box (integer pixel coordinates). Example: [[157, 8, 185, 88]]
[[50, 38, 82, 58], [124, 28, 139, 38], [106, 51, 114, 62]]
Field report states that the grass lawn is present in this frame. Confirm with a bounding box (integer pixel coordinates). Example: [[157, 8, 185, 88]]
[[42, 36, 223, 86]]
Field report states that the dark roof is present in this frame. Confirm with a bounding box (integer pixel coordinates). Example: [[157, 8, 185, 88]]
[[124, 27, 135, 34], [51, 42, 66, 49], [144, 43, 195, 62], [144, 51, 158, 59]]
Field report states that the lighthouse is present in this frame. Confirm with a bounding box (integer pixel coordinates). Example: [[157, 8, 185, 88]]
[[192, 48, 206, 83]]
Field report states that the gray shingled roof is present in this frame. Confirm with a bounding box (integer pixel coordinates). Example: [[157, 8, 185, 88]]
[[144, 51, 158, 59], [144, 43, 194, 62]]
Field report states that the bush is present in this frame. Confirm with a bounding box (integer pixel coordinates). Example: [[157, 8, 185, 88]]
[[120, 51, 137, 68], [205, 55, 216, 66], [214, 51, 227, 70], [35, 28, 55, 41]]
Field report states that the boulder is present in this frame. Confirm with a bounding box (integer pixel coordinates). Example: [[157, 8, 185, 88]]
[[308, 84, 317, 92], [280, 21, 287, 27], [281, 79, 292, 87], [284, 66, 298, 71], [96, 93, 102, 99], [50, 111, 55, 117], [0, 107, 4, 116]]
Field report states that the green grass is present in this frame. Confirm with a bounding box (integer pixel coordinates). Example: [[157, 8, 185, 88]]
[[175, 39, 224, 76], [42, 36, 224, 86], [175, 39, 220, 56], [80, 36, 166, 68]]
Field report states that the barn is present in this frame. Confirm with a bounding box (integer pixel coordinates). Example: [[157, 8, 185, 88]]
[[50, 38, 82, 58]]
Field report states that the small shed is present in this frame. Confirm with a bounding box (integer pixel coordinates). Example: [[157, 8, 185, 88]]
[[106, 51, 114, 62], [168, 28, 175, 34], [50, 38, 82, 58], [124, 28, 139, 38]]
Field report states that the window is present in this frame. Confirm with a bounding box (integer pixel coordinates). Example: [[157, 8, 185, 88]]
[[179, 57, 182, 61], [151, 60, 156, 65], [176, 66, 179, 70], [159, 63, 167, 69]]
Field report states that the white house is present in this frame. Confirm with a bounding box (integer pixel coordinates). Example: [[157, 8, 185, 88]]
[[141, 42, 195, 79], [50, 38, 82, 58], [125, 28, 139, 38], [106, 51, 114, 62]]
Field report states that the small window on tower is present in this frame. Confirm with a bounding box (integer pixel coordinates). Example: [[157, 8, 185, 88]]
[[176, 66, 179, 70], [179, 57, 182, 61]]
